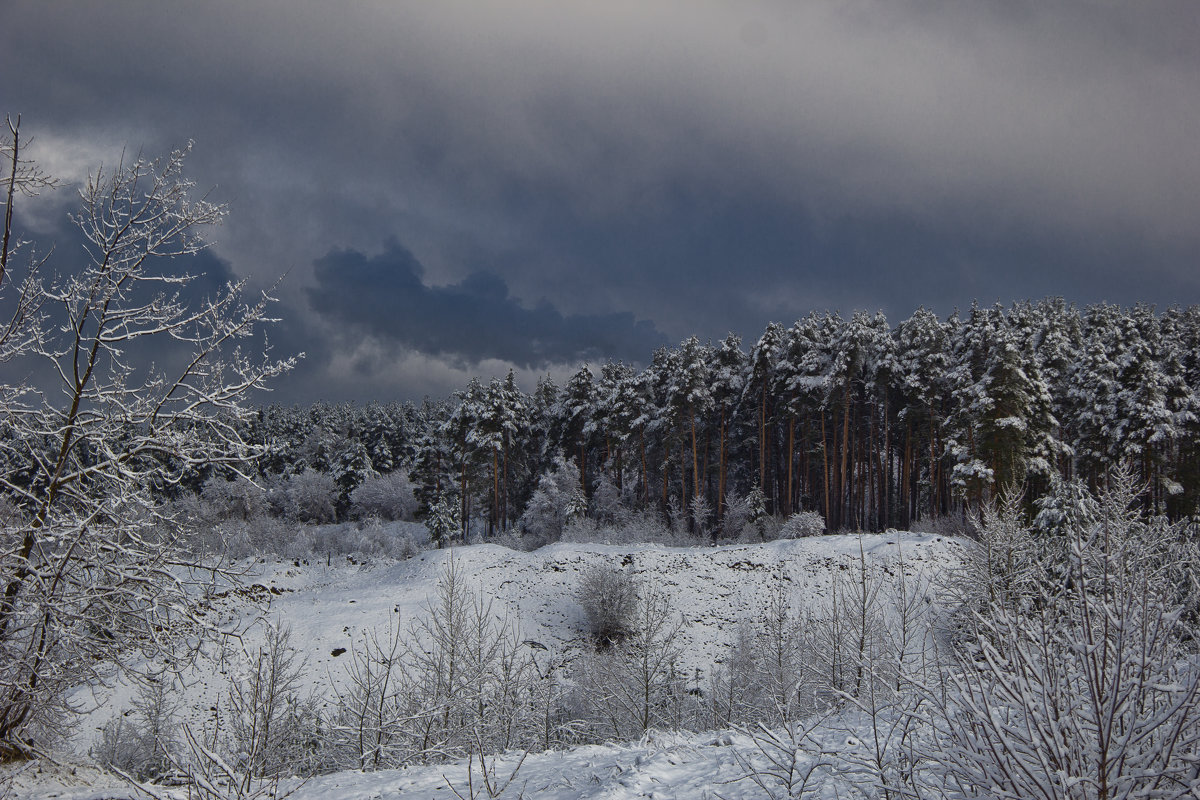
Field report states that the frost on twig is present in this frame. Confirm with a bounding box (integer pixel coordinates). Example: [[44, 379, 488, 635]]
[[0, 128, 296, 756]]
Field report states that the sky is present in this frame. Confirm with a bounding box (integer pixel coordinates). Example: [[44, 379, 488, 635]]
[[3, 1, 1199, 404]]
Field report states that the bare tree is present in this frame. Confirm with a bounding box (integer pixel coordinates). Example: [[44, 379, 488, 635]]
[[331, 615, 408, 771], [93, 669, 183, 783], [0, 115, 56, 292], [727, 716, 832, 800], [576, 585, 692, 739], [0, 127, 296, 756], [226, 625, 314, 780]]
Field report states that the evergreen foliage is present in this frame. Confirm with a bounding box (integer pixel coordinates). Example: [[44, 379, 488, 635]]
[[156, 300, 1200, 538]]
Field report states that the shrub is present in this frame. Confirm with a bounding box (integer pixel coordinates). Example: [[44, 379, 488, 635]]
[[272, 469, 337, 523], [576, 563, 640, 648], [349, 471, 418, 521], [572, 587, 694, 738], [281, 520, 428, 561], [778, 510, 825, 538], [930, 475, 1200, 798], [93, 672, 181, 783], [519, 457, 586, 542], [588, 474, 626, 526], [200, 475, 269, 522], [720, 490, 751, 540]]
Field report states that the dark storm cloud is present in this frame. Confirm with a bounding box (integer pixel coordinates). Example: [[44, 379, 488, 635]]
[[0, 203, 270, 395], [4, 0, 1200, 401], [308, 240, 666, 369]]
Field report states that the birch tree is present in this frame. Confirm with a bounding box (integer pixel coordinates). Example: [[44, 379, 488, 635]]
[[0, 129, 295, 755]]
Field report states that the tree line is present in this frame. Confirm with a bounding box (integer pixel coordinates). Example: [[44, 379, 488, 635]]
[[234, 299, 1200, 541]]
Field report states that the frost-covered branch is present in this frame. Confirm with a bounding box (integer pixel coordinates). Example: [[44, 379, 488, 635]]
[[0, 130, 295, 755]]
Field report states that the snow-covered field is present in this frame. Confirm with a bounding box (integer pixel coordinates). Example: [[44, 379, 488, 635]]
[[18, 532, 965, 799]]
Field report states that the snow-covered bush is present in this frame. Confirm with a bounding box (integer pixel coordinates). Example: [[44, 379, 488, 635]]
[[930, 474, 1200, 798], [576, 563, 640, 648], [778, 510, 825, 538], [716, 571, 812, 727], [326, 560, 551, 769], [689, 494, 713, 539], [727, 488, 775, 541], [349, 471, 418, 521], [573, 587, 696, 738], [490, 528, 544, 552], [804, 550, 890, 703], [909, 512, 979, 540], [519, 457, 587, 544], [281, 520, 427, 561], [92, 672, 181, 783], [720, 490, 751, 540], [226, 625, 322, 779], [737, 513, 783, 543], [560, 510, 707, 547], [588, 473, 626, 525], [272, 469, 338, 523], [200, 475, 269, 522], [212, 516, 295, 559]]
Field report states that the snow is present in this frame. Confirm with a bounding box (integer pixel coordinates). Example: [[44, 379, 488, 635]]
[[281, 723, 885, 800], [37, 532, 963, 800], [12, 723, 905, 800]]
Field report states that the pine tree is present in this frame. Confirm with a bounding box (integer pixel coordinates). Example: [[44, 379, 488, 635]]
[[712, 333, 747, 526], [894, 308, 953, 525], [560, 366, 596, 503]]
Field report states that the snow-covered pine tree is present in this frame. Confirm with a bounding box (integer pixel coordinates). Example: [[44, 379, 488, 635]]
[[711, 333, 747, 506], [747, 322, 786, 509], [560, 365, 596, 504], [893, 308, 953, 526]]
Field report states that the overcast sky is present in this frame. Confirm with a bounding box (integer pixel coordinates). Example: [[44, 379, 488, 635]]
[[4, 1, 1199, 403]]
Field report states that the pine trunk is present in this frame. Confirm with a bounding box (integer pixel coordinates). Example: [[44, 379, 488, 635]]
[[786, 413, 795, 516], [822, 413, 831, 526], [691, 407, 700, 504], [840, 383, 851, 531], [760, 383, 767, 496], [717, 408, 727, 523]]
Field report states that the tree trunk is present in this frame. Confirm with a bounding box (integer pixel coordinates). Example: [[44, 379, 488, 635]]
[[490, 447, 498, 537], [822, 413, 831, 527], [760, 383, 768, 496], [691, 407, 700, 505], [680, 436, 688, 517], [502, 437, 509, 531], [928, 415, 938, 518], [640, 429, 648, 505], [579, 441, 587, 502], [902, 422, 912, 528], [786, 413, 795, 516], [840, 382, 851, 531], [717, 407, 727, 523], [882, 395, 890, 530], [460, 440, 469, 541]]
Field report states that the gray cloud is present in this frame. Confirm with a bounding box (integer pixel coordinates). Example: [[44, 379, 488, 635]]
[[308, 240, 666, 369], [4, 0, 1199, 400]]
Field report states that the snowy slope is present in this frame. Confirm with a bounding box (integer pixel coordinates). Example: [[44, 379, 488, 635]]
[[41, 532, 964, 800], [234, 532, 960, 685]]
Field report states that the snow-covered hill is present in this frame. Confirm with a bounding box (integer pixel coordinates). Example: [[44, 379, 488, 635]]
[[31, 532, 964, 799]]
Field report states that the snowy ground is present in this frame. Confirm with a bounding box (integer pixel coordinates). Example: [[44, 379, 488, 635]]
[[25, 532, 964, 799], [6, 719, 917, 800]]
